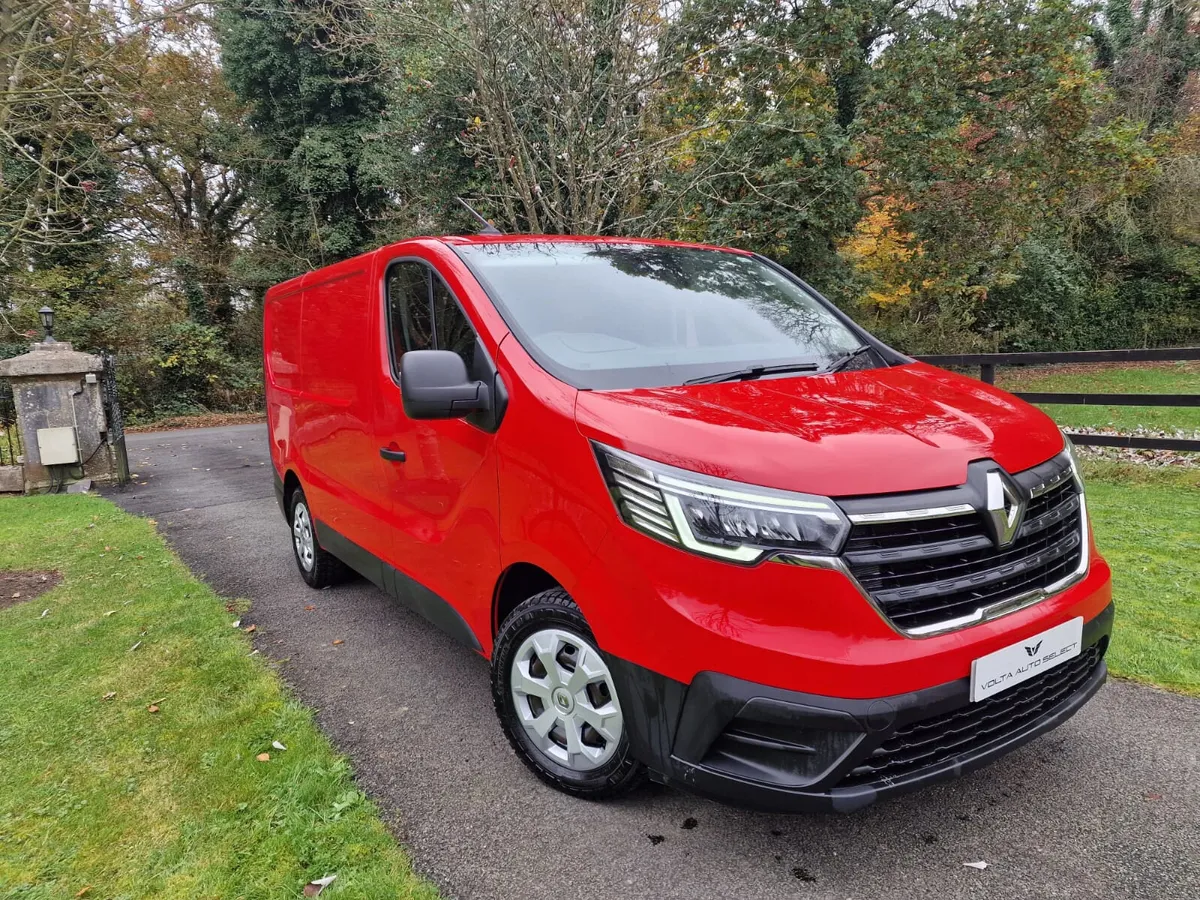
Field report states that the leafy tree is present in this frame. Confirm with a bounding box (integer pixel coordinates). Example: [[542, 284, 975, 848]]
[[656, 1, 926, 294], [115, 46, 253, 327], [1095, 0, 1200, 132], [849, 0, 1160, 350], [217, 0, 390, 280], [302, 0, 740, 236]]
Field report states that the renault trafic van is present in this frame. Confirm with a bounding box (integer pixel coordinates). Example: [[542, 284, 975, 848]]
[[264, 236, 1113, 811]]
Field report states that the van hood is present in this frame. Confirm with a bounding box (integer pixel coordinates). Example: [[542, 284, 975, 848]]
[[573, 362, 1065, 497]]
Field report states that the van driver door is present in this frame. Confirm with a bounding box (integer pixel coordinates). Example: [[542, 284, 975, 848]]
[[372, 257, 502, 649]]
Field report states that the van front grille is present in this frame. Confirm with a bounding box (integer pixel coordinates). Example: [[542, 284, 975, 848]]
[[838, 454, 1085, 634]]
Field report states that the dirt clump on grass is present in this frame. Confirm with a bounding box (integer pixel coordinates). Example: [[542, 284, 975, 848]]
[[0, 570, 62, 610]]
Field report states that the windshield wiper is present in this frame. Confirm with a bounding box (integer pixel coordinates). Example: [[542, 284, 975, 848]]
[[822, 344, 875, 374], [684, 362, 820, 385]]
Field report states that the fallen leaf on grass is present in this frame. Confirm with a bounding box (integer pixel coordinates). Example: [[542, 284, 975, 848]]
[[272, 740, 287, 751], [243, 624, 256, 634], [256, 753, 271, 762], [332, 639, 344, 646], [963, 861, 988, 870], [147, 705, 160, 714], [102, 692, 116, 702], [303, 875, 337, 897]]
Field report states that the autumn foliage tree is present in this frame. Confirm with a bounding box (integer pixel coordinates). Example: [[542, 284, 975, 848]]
[[7, 0, 1200, 421]]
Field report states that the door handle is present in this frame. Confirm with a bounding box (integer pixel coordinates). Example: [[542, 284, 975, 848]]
[[379, 447, 406, 463]]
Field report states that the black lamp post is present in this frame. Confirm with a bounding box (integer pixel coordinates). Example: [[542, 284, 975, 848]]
[[38, 306, 55, 343]]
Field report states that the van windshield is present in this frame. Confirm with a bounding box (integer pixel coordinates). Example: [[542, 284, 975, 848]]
[[453, 242, 869, 390]]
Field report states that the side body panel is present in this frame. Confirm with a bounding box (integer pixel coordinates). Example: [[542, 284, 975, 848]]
[[370, 242, 513, 653], [492, 336, 610, 637], [264, 273, 306, 487], [287, 258, 392, 563]]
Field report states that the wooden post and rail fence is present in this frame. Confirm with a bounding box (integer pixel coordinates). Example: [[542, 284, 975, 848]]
[[914, 347, 1200, 453]]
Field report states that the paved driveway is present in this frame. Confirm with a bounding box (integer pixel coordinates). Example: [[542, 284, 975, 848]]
[[108, 424, 1200, 900]]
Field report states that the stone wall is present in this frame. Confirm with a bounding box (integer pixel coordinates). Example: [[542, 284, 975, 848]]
[[0, 341, 118, 493], [13, 374, 112, 491], [0, 466, 21, 493]]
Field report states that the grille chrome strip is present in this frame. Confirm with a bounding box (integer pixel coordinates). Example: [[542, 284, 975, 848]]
[[865, 528, 1082, 605], [847, 504, 975, 525], [1029, 466, 1074, 498], [774, 488, 1091, 639]]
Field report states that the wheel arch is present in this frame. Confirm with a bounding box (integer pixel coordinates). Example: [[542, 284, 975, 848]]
[[492, 562, 564, 638], [282, 469, 302, 514]]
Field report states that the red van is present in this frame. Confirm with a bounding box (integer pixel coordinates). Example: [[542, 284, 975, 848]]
[[264, 235, 1113, 811]]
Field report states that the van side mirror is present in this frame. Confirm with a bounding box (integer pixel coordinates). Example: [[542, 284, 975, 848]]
[[399, 350, 491, 419]]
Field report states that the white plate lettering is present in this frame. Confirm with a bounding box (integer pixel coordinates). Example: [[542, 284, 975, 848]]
[[970, 617, 1084, 702]]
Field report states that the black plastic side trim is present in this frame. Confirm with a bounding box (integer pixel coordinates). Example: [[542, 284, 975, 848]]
[[605, 655, 688, 778], [312, 518, 483, 652], [273, 468, 286, 520]]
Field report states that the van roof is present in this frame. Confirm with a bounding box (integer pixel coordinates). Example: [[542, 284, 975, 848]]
[[264, 234, 750, 298], [439, 234, 751, 255]]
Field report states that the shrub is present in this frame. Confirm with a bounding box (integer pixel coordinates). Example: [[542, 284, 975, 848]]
[[117, 321, 262, 424]]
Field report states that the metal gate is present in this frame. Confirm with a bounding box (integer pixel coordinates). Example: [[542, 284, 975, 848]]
[[101, 352, 130, 485], [0, 379, 20, 466]]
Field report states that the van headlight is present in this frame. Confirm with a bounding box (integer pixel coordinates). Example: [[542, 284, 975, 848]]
[[593, 443, 850, 563]]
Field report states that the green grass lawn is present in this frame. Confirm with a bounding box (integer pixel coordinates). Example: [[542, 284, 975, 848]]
[[0, 495, 437, 900], [1082, 462, 1200, 696], [0, 479, 1194, 898], [996, 362, 1200, 432]]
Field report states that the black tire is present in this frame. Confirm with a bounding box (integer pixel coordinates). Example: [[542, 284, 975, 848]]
[[289, 487, 351, 589], [492, 589, 645, 799]]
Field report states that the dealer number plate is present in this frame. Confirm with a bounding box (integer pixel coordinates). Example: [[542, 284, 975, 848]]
[[970, 617, 1083, 703]]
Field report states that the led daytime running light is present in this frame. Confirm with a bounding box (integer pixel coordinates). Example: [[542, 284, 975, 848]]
[[594, 443, 850, 562]]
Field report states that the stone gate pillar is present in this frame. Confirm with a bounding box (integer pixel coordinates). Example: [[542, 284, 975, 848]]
[[0, 340, 118, 493]]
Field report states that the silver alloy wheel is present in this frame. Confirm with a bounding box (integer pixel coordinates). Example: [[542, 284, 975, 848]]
[[510, 628, 624, 771], [293, 502, 315, 571]]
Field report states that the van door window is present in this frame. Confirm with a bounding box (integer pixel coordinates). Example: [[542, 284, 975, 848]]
[[387, 262, 434, 376], [432, 275, 478, 370]]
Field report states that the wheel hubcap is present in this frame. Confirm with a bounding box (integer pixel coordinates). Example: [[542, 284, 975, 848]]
[[293, 503, 315, 572], [510, 628, 623, 771]]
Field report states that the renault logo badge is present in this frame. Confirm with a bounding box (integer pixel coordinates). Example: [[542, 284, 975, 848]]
[[984, 470, 1025, 548]]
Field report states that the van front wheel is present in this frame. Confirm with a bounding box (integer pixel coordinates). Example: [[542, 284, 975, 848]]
[[289, 488, 350, 589], [492, 589, 645, 799]]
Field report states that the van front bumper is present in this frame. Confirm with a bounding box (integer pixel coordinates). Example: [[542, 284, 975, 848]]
[[607, 601, 1112, 813]]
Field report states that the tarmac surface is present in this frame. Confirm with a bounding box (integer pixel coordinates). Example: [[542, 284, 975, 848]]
[[108, 424, 1200, 900]]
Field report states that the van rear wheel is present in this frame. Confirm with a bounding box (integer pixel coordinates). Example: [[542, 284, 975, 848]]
[[289, 488, 350, 589], [492, 589, 645, 799]]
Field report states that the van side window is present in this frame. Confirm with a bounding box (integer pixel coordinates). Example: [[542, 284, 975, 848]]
[[432, 275, 477, 370], [387, 263, 433, 374]]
